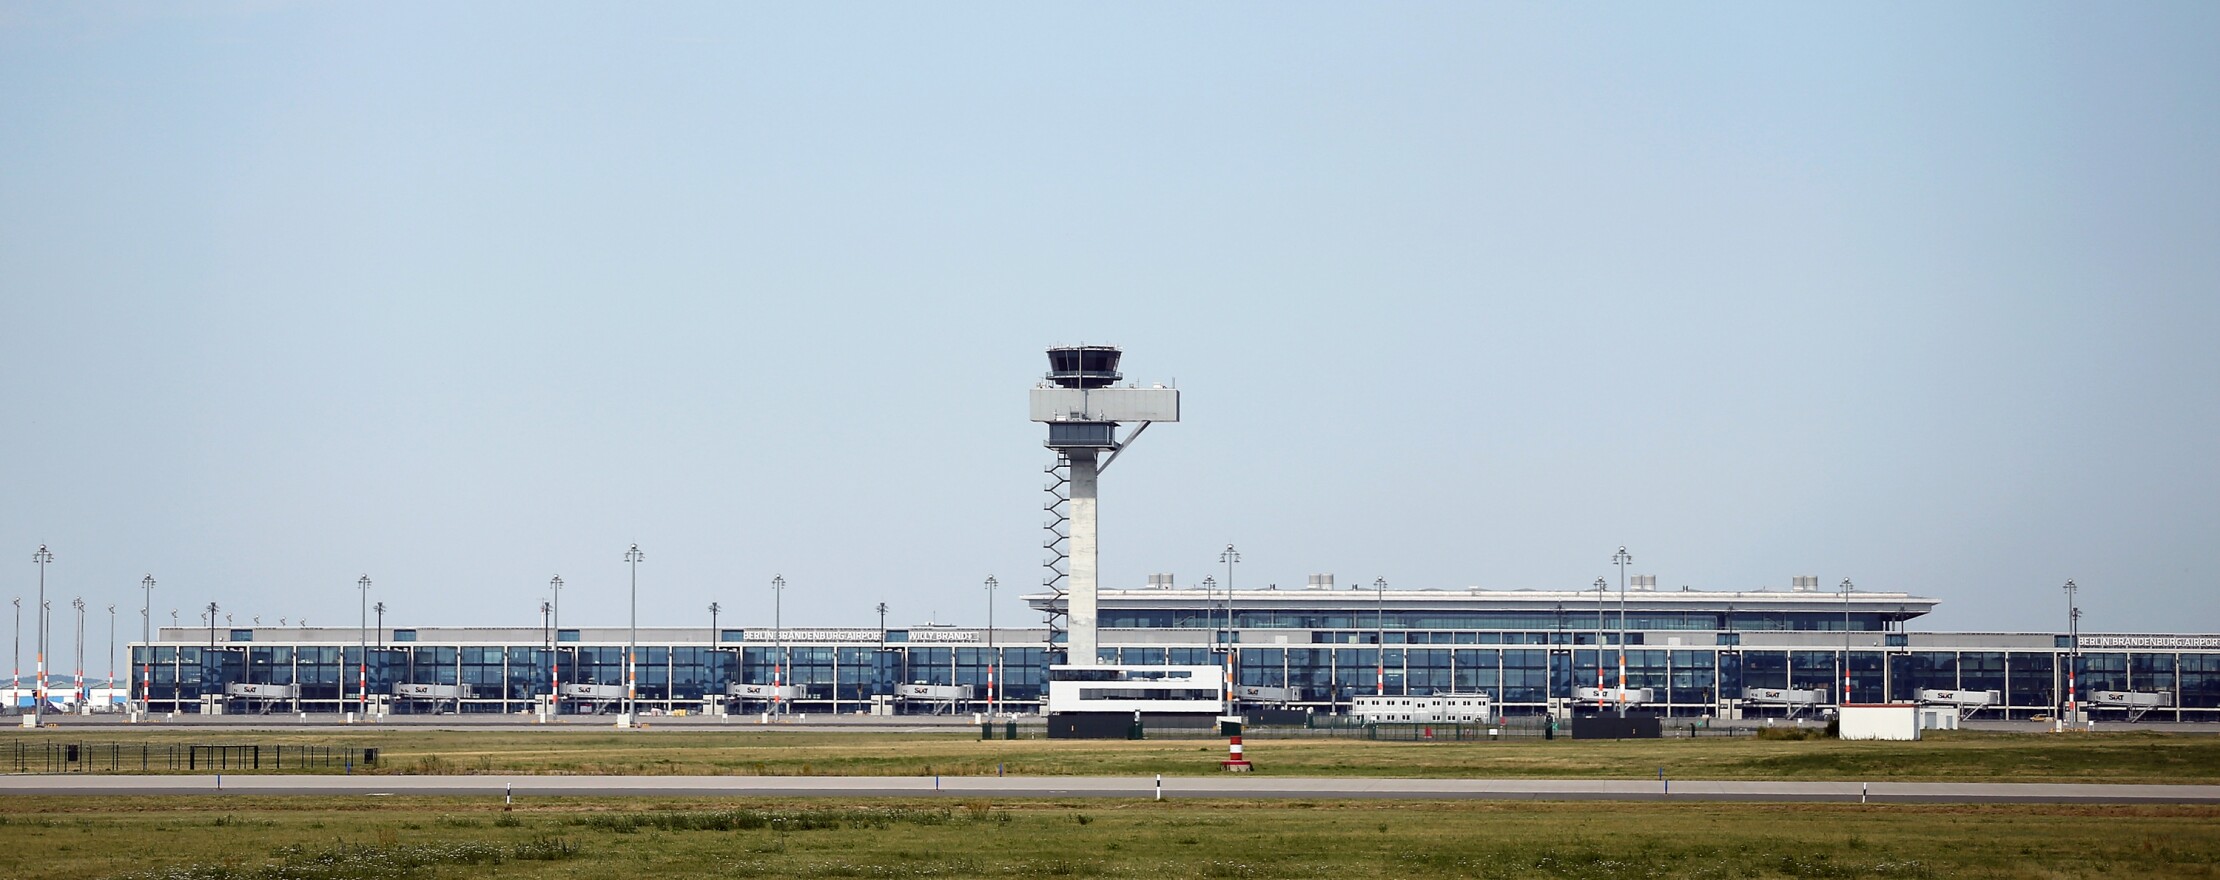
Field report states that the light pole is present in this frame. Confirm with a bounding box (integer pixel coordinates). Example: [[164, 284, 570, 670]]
[[1840, 578, 1855, 705], [33, 545, 52, 727], [105, 604, 115, 698], [549, 575, 563, 716], [1221, 545, 1240, 709], [1219, 545, 1240, 648], [356, 576, 370, 718], [771, 574, 786, 717], [2064, 579, 2080, 728], [12, 597, 19, 707], [1593, 576, 1607, 713], [981, 573, 999, 720], [1207, 573, 1225, 671], [139, 575, 154, 714], [72, 598, 85, 708], [876, 602, 888, 649], [1374, 577, 1388, 696], [1612, 546, 1631, 717], [624, 545, 643, 726]]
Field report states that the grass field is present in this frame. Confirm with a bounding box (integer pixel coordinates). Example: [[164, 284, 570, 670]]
[[2, 795, 2216, 879], [7, 727, 2220, 783]]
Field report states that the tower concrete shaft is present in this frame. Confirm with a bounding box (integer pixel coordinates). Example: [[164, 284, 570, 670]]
[[1067, 450, 1100, 665]]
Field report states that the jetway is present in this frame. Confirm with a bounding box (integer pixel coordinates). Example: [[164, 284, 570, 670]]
[[1574, 686, 1655, 712], [1234, 685, 1298, 705], [896, 683, 973, 715], [1741, 687, 1829, 719], [224, 682, 297, 714], [560, 683, 625, 715], [2088, 690, 2173, 722], [727, 683, 803, 715], [1915, 688, 2001, 720], [393, 682, 472, 714]]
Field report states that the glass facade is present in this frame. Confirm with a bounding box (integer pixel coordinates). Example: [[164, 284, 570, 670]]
[[126, 618, 2220, 721]]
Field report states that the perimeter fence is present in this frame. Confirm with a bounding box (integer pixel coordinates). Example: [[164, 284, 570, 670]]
[[3, 741, 378, 774]]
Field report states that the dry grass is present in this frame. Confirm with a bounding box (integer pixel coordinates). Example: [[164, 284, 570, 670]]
[[2, 796, 2218, 879], [6, 727, 2219, 783]]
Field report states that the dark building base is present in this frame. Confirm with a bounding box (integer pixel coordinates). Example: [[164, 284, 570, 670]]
[[1571, 713, 1663, 739], [1046, 712, 1219, 739], [1245, 708, 1311, 726]]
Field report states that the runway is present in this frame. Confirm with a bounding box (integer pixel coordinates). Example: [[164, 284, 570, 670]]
[[6, 774, 2218, 804]]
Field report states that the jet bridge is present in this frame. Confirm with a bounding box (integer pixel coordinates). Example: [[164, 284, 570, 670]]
[[1915, 688, 2001, 721], [1741, 686, 1829, 719], [2087, 690, 2173, 722]]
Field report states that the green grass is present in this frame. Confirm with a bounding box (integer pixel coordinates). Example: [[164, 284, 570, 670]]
[[7, 727, 2220, 783], [2, 796, 2217, 879]]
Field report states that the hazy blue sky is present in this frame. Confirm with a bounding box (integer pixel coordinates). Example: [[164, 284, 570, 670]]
[[3, 4, 2216, 639]]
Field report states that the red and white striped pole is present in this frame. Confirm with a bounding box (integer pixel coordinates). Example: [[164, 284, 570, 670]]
[[2066, 664, 2077, 728], [1617, 651, 1627, 713], [1221, 722, 1251, 772]]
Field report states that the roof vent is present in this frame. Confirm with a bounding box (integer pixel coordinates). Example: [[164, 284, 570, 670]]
[[1307, 574, 1335, 591], [1792, 575, 1819, 593], [1632, 575, 1657, 592], [1147, 573, 1176, 590]]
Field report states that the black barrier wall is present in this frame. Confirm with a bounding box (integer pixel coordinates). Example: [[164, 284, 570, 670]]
[[1570, 714, 1663, 739]]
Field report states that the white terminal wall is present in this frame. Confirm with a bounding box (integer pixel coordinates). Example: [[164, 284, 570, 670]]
[[1839, 704, 1922, 741]]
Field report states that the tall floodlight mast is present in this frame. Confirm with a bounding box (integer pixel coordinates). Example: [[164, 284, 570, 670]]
[[32, 545, 52, 728], [139, 576, 154, 715], [1029, 345, 1180, 668], [2063, 579, 2080, 729], [1592, 577, 1607, 713], [1613, 546, 1631, 717], [548, 575, 563, 716], [623, 545, 643, 728], [356, 576, 371, 718]]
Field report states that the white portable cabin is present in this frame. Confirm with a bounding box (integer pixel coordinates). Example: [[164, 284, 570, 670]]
[[1838, 704, 1921, 741], [1351, 693, 1494, 724]]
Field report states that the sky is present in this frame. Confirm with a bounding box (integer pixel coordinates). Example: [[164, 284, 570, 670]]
[[2, 3, 2217, 642]]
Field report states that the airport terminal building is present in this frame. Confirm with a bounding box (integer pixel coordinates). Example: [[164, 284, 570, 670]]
[[118, 577, 2219, 722]]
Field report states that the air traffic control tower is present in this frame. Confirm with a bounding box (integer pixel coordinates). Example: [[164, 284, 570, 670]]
[[1031, 346, 1180, 666]]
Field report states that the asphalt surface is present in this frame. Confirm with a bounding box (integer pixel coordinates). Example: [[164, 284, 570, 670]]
[[5, 774, 2218, 804]]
